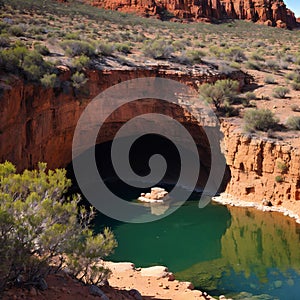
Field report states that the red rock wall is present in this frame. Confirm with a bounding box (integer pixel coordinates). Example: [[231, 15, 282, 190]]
[[0, 67, 246, 171], [84, 0, 298, 28], [1, 68, 299, 202], [222, 121, 300, 203]]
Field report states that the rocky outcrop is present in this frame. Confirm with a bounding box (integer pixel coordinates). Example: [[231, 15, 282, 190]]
[[0, 65, 246, 172], [84, 0, 298, 28], [1, 65, 299, 205], [138, 187, 170, 203], [221, 121, 300, 203]]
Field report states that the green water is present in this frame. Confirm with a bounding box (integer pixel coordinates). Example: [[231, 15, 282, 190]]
[[94, 196, 300, 299]]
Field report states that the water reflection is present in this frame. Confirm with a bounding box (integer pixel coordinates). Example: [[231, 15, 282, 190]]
[[176, 205, 300, 299]]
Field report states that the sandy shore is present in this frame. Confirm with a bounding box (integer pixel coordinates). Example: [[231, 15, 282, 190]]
[[212, 193, 300, 224]]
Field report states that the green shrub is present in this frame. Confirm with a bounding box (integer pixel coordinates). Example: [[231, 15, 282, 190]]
[[60, 40, 95, 57], [286, 116, 300, 130], [275, 175, 284, 183], [73, 54, 90, 70], [244, 109, 279, 132], [8, 24, 25, 36], [33, 43, 50, 55], [225, 47, 246, 62], [250, 53, 265, 62], [71, 71, 88, 89], [0, 46, 51, 81], [245, 60, 261, 70], [244, 92, 256, 100], [96, 41, 114, 56], [40, 73, 58, 88], [264, 75, 276, 84], [143, 39, 174, 59], [291, 82, 300, 91], [272, 87, 290, 99], [277, 161, 288, 173], [115, 42, 131, 54], [0, 34, 10, 47], [291, 104, 300, 112], [198, 79, 239, 110], [0, 162, 117, 294], [265, 59, 279, 71]]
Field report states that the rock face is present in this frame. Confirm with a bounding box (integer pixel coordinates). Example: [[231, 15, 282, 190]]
[[222, 121, 300, 203], [1, 65, 299, 205], [85, 0, 298, 28]]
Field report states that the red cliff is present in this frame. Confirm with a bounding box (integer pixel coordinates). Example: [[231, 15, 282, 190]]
[[84, 0, 298, 28]]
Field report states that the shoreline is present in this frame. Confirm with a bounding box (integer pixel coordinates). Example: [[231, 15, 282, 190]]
[[212, 193, 300, 224]]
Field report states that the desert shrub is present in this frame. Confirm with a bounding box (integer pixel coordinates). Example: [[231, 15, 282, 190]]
[[65, 32, 80, 40], [96, 41, 114, 56], [0, 46, 51, 81], [0, 162, 117, 294], [143, 39, 174, 59], [245, 60, 261, 70], [198, 79, 239, 110], [291, 104, 300, 112], [71, 71, 88, 89], [33, 43, 50, 55], [244, 109, 279, 132], [272, 86, 290, 99], [264, 75, 276, 84], [286, 116, 300, 130], [8, 24, 25, 36], [40, 73, 58, 88], [291, 82, 300, 91], [73, 54, 90, 70], [60, 40, 95, 57], [244, 92, 256, 100], [0, 33, 10, 47], [277, 161, 288, 173], [225, 47, 246, 62], [115, 42, 131, 54], [275, 175, 284, 183], [250, 53, 265, 62], [265, 59, 279, 71]]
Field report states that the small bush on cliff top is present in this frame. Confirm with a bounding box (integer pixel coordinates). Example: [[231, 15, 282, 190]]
[[198, 79, 239, 110], [143, 39, 174, 59], [286, 116, 300, 130], [0, 161, 117, 294], [244, 108, 279, 132]]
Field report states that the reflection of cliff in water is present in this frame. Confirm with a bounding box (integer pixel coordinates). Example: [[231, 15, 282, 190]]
[[221, 206, 300, 279], [176, 205, 300, 295]]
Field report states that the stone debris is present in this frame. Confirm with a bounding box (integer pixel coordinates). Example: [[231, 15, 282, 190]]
[[138, 187, 170, 203], [89, 285, 109, 300]]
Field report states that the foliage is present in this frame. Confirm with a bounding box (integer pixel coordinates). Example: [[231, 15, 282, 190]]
[[264, 75, 276, 84], [0, 46, 52, 81], [272, 87, 290, 99], [277, 161, 288, 174], [33, 43, 50, 55], [143, 39, 174, 59], [275, 175, 284, 183], [96, 42, 114, 56], [40, 73, 58, 88], [60, 40, 95, 57], [0, 161, 117, 294], [244, 109, 279, 132], [73, 54, 91, 71], [286, 116, 300, 130], [71, 71, 88, 89], [198, 79, 239, 110]]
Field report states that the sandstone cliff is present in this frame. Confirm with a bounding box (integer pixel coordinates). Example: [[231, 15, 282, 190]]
[[84, 0, 298, 28], [222, 121, 300, 203], [1, 66, 299, 205]]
